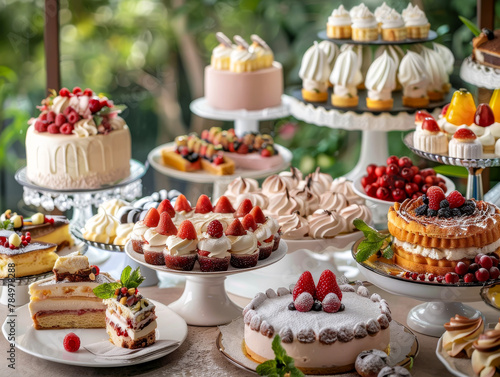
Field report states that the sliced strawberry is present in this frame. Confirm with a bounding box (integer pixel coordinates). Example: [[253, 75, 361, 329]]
[[155, 212, 177, 236], [207, 220, 223, 238], [249, 206, 266, 224], [316, 269, 342, 302], [213, 195, 235, 213], [292, 271, 316, 301], [235, 199, 253, 218], [242, 214, 258, 232], [157, 199, 175, 218], [195, 195, 213, 214], [177, 220, 197, 240], [225, 219, 246, 236], [174, 194, 192, 212], [143, 208, 160, 228]]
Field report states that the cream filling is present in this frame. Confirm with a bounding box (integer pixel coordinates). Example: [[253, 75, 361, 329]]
[[393, 237, 500, 261], [29, 298, 105, 312], [107, 317, 157, 341]]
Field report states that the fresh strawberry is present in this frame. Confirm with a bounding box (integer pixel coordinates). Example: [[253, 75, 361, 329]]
[[249, 206, 266, 224], [157, 199, 176, 218], [453, 128, 476, 140], [195, 195, 213, 214], [174, 194, 192, 213], [83, 88, 93, 96], [235, 199, 253, 218], [294, 292, 314, 312], [322, 293, 341, 313], [441, 103, 450, 116], [72, 87, 82, 94], [59, 88, 71, 97], [213, 155, 224, 165], [242, 214, 258, 232], [446, 190, 466, 209], [177, 220, 197, 240], [143, 208, 160, 227], [213, 195, 235, 213], [63, 333, 80, 352], [426, 186, 446, 211], [225, 219, 246, 236], [292, 271, 316, 301], [237, 143, 249, 154], [207, 220, 224, 238], [316, 269, 342, 302], [422, 117, 440, 132], [415, 110, 432, 122], [155, 212, 177, 236]]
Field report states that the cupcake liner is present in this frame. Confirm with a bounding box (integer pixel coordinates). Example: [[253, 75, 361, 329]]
[[406, 23, 430, 39], [131, 239, 144, 254], [381, 27, 407, 41], [258, 243, 273, 260], [352, 27, 378, 42], [198, 253, 231, 272], [230, 251, 259, 268], [143, 249, 165, 265], [326, 24, 352, 39], [164, 253, 197, 271]]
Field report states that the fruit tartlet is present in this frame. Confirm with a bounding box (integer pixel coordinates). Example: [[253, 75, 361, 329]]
[[197, 220, 232, 272], [326, 4, 352, 39], [330, 48, 362, 107], [225, 218, 259, 268], [164, 220, 198, 271], [413, 116, 448, 154], [299, 41, 331, 102], [443, 315, 484, 358], [449, 128, 482, 159], [143, 212, 177, 265]]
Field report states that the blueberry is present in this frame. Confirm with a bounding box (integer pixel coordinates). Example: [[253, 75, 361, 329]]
[[422, 194, 429, 205], [440, 200, 449, 208], [415, 204, 428, 216], [451, 208, 461, 217], [288, 302, 296, 311], [312, 302, 322, 311], [427, 209, 438, 217], [438, 208, 451, 218]]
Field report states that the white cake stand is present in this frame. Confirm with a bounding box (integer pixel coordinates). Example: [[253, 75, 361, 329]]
[[460, 55, 500, 90], [352, 238, 484, 338], [125, 240, 287, 326], [147, 143, 292, 198], [190, 97, 290, 138]]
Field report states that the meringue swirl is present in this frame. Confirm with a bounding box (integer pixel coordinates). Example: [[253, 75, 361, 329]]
[[82, 208, 119, 243], [267, 189, 305, 216], [339, 204, 372, 231], [279, 212, 310, 240], [73, 118, 98, 137], [319, 191, 348, 212], [307, 210, 346, 239], [443, 315, 484, 357]]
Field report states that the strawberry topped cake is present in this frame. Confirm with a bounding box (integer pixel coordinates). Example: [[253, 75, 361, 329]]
[[225, 218, 259, 268], [413, 116, 448, 154], [164, 220, 198, 271], [26, 87, 131, 189], [243, 270, 392, 374], [197, 220, 232, 272], [143, 212, 177, 265]]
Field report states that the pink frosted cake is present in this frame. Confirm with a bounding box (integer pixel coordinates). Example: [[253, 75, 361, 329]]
[[204, 33, 283, 111]]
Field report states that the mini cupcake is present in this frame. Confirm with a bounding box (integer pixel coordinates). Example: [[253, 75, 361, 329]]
[[449, 128, 482, 159], [211, 32, 233, 70], [307, 210, 347, 239], [250, 206, 281, 253], [173, 194, 194, 221], [339, 204, 372, 232], [143, 212, 177, 265], [374, 2, 392, 29], [398, 51, 430, 108], [380, 9, 406, 41], [242, 213, 272, 260], [402, 4, 430, 39], [164, 220, 198, 271], [365, 51, 397, 111], [350, 4, 378, 42], [318, 40, 339, 88], [420, 46, 449, 101], [299, 41, 331, 102], [443, 315, 484, 358], [130, 208, 159, 254], [248, 34, 273, 69], [225, 218, 259, 268], [326, 5, 352, 39], [414, 116, 448, 154], [330, 48, 363, 107], [279, 211, 309, 240], [197, 220, 232, 272], [229, 35, 257, 73], [433, 43, 455, 77], [376, 45, 405, 91]]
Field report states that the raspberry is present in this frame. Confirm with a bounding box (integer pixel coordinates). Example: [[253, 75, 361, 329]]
[[173, 194, 192, 213], [292, 271, 316, 301], [89, 99, 102, 113], [207, 220, 223, 238], [225, 219, 246, 236], [194, 195, 213, 214], [47, 124, 60, 134], [60, 123, 74, 135], [235, 199, 254, 218], [59, 88, 70, 97], [213, 196, 235, 214], [241, 214, 258, 232], [155, 211, 177, 236], [426, 186, 446, 211], [72, 87, 82, 94], [34, 120, 47, 132], [90, 265, 100, 275], [143, 208, 160, 228], [63, 106, 74, 116], [83, 88, 93, 96], [446, 190, 466, 209], [293, 292, 314, 312], [316, 269, 342, 302], [67, 111, 80, 124], [157, 199, 175, 218], [63, 333, 80, 352], [177, 220, 197, 240], [322, 293, 341, 313], [55, 113, 67, 127]]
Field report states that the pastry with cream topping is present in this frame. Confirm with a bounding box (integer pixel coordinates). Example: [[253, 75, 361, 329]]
[[197, 220, 232, 272], [449, 128, 482, 159], [226, 218, 259, 268], [351, 4, 378, 42], [299, 41, 331, 102], [26, 87, 131, 190], [82, 208, 119, 244], [443, 314, 484, 358], [164, 220, 198, 271], [326, 5, 352, 39], [413, 115, 447, 154], [365, 51, 397, 111], [376, 45, 405, 91], [230, 35, 257, 73], [380, 9, 406, 41], [341, 44, 373, 90], [211, 32, 233, 70], [420, 46, 450, 101], [472, 330, 500, 376], [249, 34, 274, 69], [330, 48, 363, 107], [143, 212, 177, 265], [398, 51, 430, 108], [402, 4, 430, 39]]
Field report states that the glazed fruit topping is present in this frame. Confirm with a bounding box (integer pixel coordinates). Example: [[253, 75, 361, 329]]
[[207, 220, 224, 238], [142, 208, 160, 228], [415, 110, 432, 122], [475, 103, 495, 127], [155, 212, 177, 236], [453, 128, 477, 140], [294, 292, 314, 312], [173, 194, 193, 213], [194, 195, 213, 214], [241, 214, 258, 232], [63, 333, 80, 352], [415, 189, 474, 218], [177, 220, 197, 240], [157, 199, 176, 218], [422, 117, 440, 133], [213, 195, 235, 213], [249, 206, 266, 224], [225, 218, 246, 236], [321, 293, 341, 313], [292, 271, 316, 301]]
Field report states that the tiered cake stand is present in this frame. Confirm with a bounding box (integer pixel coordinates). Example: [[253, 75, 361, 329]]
[[125, 240, 288, 326]]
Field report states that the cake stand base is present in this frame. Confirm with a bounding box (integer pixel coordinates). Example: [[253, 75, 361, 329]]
[[124, 254, 159, 287], [407, 302, 482, 338], [467, 167, 484, 200], [168, 276, 242, 326], [345, 130, 388, 180], [0, 285, 30, 307]]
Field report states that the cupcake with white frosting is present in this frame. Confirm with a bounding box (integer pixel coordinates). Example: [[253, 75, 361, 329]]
[[197, 220, 232, 272], [211, 32, 234, 70], [326, 5, 352, 39], [402, 4, 430, 39], [330, 48, 363, 107], [143, 212, 177, 266], [398, 50, 430, 108], [374, 2, 392, 29], [380, 9, 407, 41], [299, 41, 331, 102], [318, 40, 339, 87], [420, 46, 450, 101], [365, 51, 397, 111], [351, 4, 378, 42], [225, 218, 259, 268], [376, 45, 405, 90], [164, 220, 198, 271], [229, 35, 257, 73], [248, 34, 273, 69]]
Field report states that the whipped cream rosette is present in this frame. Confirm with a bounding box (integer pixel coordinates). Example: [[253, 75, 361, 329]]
[[299, 41, 331, 102], [365, 51, 397, 110], [398, 50, 430, 108], [99, 198, 129, 218], [472, 330, 500, 376], [165, 235, 198, 257], [443, 315, 484, 358], [330, 48, 363, 107], [211, 32, 234, 70], [82, 208, 119, 244], [318, 40, 339, 74], [340, 44, 373, 88], [374, 2, 393, 23], [130, 220, 149, 253]]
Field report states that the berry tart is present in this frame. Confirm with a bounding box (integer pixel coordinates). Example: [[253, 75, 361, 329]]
[[26, 87, 131, 190], [243, 270, 392, 374], [388, 187, 500, 275], [164, 220, 198, 271], [197, 220, 232, 272], [449, 128, 483, 159]]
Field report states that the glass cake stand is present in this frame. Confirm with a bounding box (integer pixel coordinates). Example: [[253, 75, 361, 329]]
[[352, 238, 485, 338], [125, 240, 287, 326], [403, 132, 500, 200]]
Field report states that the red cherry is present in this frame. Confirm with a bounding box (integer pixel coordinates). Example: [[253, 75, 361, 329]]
[[386, 155, 399, 166], [476, 268, 490, 282], [420, 168, 436, 177], [480, 255, 493, 270], [391, 188, 407, 202], [400, 167, 414, 181], [405, 183, 419, 195], [490, 267, 500, 280], [455, 261, 468, 276], [386, 164, 399, 176], [410, 165, 420, 175], [436, 276, 444, 283], [464, 273, 475, 283], [469, 263, 480, 273], [411, 272, 418, 280], [428, 274, 435, 281], [375, 166, 386, 178], [365, 184, 378, 197], [438, 182, 448, 193], [378, 175, 393, 188], [475, 103, 495, 127], [376, 187, 390, 200], [475, 253, 486, 264], [361, 175, 376, 187], [413, 174, 423, 185], [366, 164, 377, 177], [394, 179, 405, 189], [421, 184, 430, 194], [445, 272, 459, 284]]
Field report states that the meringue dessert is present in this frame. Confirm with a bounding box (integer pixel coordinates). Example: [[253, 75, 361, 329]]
[[420, 46, 450, 101], [365, 51, 397, 111], [449, 128, 482, 159], [318, 40, 339, 87], [398, 51, 430, 108], [82, 207, 119, 244], [376, 45, 405, 91], [342, 44, 373, 90], [326, 5, 352, 39], [351, 4, 378, 42], [299, 41, 331, 102], [330, 48, 362, 107], [443, 314, 484, 358]]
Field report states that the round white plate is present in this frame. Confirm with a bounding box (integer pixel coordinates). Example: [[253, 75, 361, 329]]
[[1, 300, 187, 367], [147, 143, 292, 183], [125, 240, 287, 277], [435, 336, 471, 377], [284, 232, 363, 254]]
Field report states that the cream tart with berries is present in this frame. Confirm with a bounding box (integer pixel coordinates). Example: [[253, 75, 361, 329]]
[[197, 220, 232, 272], [130, 208, 160, 254], [449, 128, 482, 159], [164, 220, 198, 271], [248, 207, 274, 260], [226, 218, 259, 268], [143, 212, 177, 265], [413, 116, 448, 154]]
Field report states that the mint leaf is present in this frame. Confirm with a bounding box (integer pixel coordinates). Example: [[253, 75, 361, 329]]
[[127, 267, 145, 288], [93, 115, 103, 126], [256, 360, 278, 376], [257, 336, 304, 377], [93, 282, 121, 299], [382, 244, 394, 259], [459, 16, 480, 36], [121, 266, 132, 287], [355, 240, 384, 262], [271, 335, 287, 361], [354, 219, 379, 237], [290, 368, 305, 377]]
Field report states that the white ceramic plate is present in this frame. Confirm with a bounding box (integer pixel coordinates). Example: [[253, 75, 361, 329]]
[[1, 300, 187, 367], [284, 231, 363, 254], [435, 336, 472, 377], [147, 143, 292, 183]]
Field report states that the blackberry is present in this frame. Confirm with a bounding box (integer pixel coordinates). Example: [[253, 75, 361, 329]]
[[438, 208, 451, 218], [461, 205, 475, 216], [451, 208, 461, 217], [312, 302, 322, 311], [288, 302, 296, 311], [440, 200, 449, 208], [427, 209, 438, 217], [415, 204, 428, 216], [422, 194, 429, 205]]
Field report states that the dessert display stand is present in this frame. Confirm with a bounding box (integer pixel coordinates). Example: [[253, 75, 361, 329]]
[[125, 240, 287, 326], [15, 159, 147, 265], [148, 143, 292, 199], [0, 243, 88, 307], [353, 238, 483, 338], [404, 132, 500, 200]]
